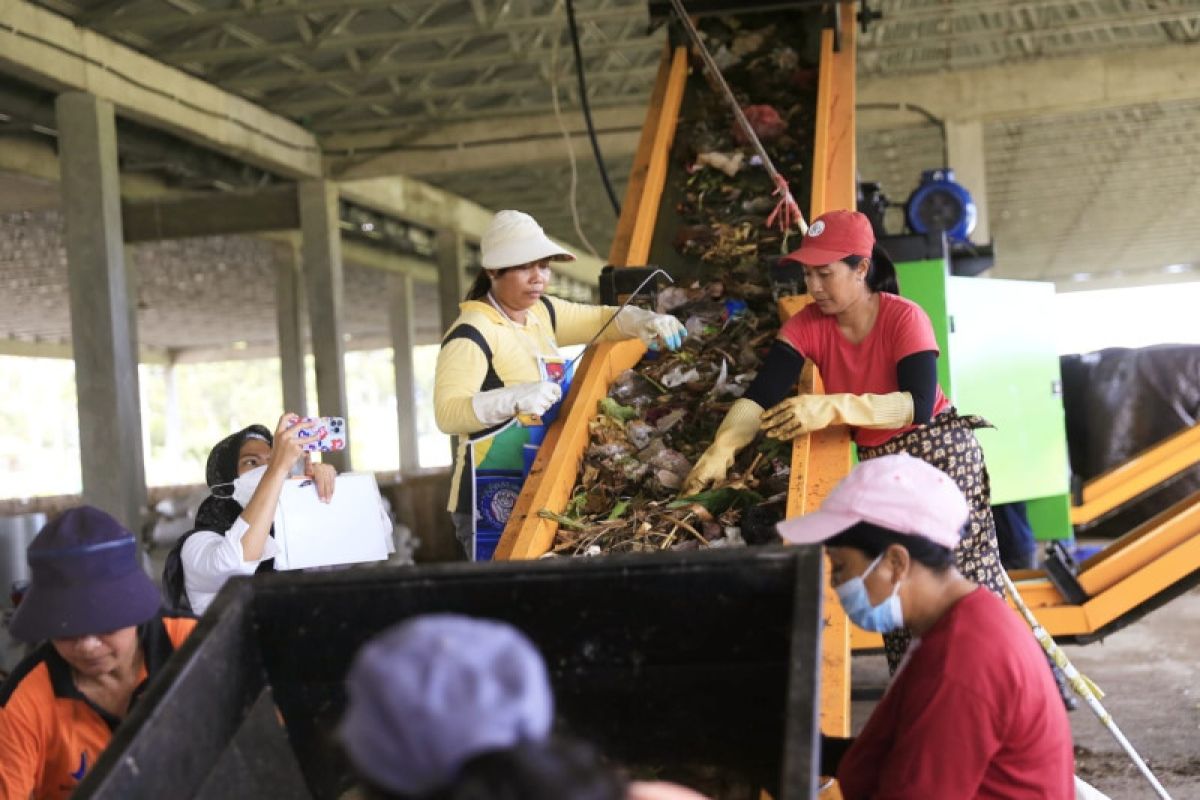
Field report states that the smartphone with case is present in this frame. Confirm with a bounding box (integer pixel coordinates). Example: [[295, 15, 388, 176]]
[[297, 416, 347, 452]]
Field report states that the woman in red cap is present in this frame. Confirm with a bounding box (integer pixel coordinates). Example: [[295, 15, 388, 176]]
[[684, 208, 1005, 672]]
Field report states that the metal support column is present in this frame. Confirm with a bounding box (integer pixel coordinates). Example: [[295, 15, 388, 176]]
[[276, 239, 308, 418], [298, 180, 350, 471], [56, 92, 147, 531], [389, 273, 421, 475]]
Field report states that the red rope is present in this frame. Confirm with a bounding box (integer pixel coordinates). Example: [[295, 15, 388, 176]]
[[766, 174, 807, 235]]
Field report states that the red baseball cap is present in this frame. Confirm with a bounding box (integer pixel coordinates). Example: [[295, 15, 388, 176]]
[[782, 209, 875, 266]]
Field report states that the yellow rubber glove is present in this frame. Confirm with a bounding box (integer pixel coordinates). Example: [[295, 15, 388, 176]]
[[682, 398, 764, 495], [761, 392, 914, 440]]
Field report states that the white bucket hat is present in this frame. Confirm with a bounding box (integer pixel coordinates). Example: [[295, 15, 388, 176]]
[[481, 210, 576, 270]]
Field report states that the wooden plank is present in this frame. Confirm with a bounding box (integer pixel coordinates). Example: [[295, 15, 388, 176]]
[[808, 5, 858, 752], [624, 48, 689, 266], [608, 45, 689, 267]]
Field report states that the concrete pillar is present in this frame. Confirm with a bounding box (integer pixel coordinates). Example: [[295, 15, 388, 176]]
[[436, 228, 470, 335], [389, 273, 422, 474], [163, 358, 182, 470], [945, 119, 991, 245], [276, 240, 308, 418], [298, 180, 350, 471], [56, 92, 147, 530], [435, 229, 469, 467]]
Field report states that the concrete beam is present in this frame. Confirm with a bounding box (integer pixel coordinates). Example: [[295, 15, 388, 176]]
[[0, 1, 321, 178], [298, 180, 350, 471], [341, 177, 608, 286], [122, 185, 299, 242], [334, 129, 642, 180], [858, 45, 1200, 127], [0, 337, 170, 363], [56, 91, 146, 530], [2, 125, 587, 289]]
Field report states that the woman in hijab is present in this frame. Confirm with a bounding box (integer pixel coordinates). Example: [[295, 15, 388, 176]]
[[161, 413, 335, 615]]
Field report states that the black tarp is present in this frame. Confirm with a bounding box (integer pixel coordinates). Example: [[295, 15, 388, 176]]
[[1061, 345, 1200, 537]]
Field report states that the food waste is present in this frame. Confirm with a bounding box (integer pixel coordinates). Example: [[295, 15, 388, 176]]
[[544, 14, 820, 557]]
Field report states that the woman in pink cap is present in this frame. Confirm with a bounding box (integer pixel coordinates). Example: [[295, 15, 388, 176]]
[[685, 208, 1005, 673], [777, 454, 1074, 800]]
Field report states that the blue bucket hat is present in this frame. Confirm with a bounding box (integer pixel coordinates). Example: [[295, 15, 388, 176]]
[[10, 506, 161, 642], [340, 614, 554, 795]]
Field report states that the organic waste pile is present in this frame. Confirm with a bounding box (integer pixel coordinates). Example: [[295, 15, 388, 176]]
[[546, 13, 820, 557]]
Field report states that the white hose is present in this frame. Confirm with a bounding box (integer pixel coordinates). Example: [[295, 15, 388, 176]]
[[1002, 572, 1173, 800]]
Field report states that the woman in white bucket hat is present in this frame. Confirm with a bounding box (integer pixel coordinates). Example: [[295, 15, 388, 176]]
[[434, 210, 686, 559]]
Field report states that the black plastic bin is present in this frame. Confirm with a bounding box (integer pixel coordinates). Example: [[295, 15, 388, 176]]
[[77, 546, 825, 799]]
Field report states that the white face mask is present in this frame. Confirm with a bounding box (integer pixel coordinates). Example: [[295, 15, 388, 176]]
[[213, 464, 268, 507]]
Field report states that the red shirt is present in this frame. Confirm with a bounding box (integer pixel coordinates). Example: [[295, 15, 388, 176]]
[[778, 293, 950, 446], [837, 588, 1074, 800]]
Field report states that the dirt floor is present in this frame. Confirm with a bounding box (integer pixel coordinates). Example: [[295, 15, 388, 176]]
[[851, 586, 1200, 799]]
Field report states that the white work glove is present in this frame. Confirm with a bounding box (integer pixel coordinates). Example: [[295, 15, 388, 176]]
[[471, 381, 562, 426], [614, 306, 687, 351]]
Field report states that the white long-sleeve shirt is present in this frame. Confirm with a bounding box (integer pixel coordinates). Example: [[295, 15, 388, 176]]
[[180, 516, 279, 615]]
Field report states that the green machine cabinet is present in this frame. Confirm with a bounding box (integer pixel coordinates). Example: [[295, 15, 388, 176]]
[[896, 256, 1071, 541]]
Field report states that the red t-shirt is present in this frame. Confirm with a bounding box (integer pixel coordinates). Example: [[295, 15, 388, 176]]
[[837, 588, 1075, 800], [778, 293, 950, 446]]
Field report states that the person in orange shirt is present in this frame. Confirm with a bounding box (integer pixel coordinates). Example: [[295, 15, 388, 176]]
[[0, 506, 197, 799]]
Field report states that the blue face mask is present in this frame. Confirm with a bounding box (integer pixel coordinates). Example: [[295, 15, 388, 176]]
[[835, 554, 904, 633]]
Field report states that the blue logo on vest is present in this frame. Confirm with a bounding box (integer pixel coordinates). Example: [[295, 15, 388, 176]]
[[71, 752, 88, 781]]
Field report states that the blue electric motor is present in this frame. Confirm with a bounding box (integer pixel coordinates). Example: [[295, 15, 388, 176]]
[[905, 168, 977, 244]]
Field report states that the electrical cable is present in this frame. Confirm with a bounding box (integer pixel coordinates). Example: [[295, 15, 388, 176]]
[[563, 0, 622, 218], [550, 34, 602, 260]]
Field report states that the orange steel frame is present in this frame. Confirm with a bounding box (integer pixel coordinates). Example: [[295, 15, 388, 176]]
[[498, 12, 1200, 794], [1071, 422, 1200, 526]]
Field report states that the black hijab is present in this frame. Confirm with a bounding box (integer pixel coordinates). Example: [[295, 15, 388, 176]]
[[161, 424, 274, 613]]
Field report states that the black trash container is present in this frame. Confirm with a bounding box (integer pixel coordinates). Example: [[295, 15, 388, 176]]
[[77, 547, 825, 799]]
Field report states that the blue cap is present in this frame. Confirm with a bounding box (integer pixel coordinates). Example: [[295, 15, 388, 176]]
[[10, 506, 161, 642], [340, 614, 554, 794]]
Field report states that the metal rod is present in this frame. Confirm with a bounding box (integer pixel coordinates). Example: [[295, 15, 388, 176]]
[[566, 268, 675, 371], [1001, 572, 1173, 800]]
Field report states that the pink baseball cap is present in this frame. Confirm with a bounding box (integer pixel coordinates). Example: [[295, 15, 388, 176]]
[[776, 453, 968, 550]]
